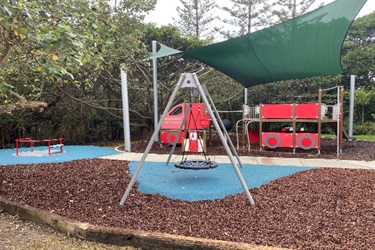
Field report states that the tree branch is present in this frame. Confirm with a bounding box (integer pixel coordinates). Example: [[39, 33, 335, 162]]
[[0, 100, 48, 114]]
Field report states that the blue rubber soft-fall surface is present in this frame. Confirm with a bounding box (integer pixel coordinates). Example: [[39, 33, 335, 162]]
[[0, 146, 122, 166], [128, 161, 315, 202]]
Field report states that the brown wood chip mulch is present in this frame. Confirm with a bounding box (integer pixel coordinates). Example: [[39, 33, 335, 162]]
[[1, 158, 374, 250]]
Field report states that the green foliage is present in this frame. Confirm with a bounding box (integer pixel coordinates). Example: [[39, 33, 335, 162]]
[[342, 11, 375, 88], [355, 88, 374, 123], [353, 122, 375, 135], [0, 0, 158, 147]]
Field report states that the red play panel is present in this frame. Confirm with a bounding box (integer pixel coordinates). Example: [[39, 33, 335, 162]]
[[295, 103, 319, 119], [248, 130, 260, 144], [262, 132, 293, 148], [262, 104, 293, 119], [296, 133, 318, 149], [161, 131, 184, 144]]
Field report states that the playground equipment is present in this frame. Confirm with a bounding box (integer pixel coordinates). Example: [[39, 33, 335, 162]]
[[120, 73, 255, 206], [15, 138, 64, 156], [160, 102, 210, 153], [236, 87, 348, 156]]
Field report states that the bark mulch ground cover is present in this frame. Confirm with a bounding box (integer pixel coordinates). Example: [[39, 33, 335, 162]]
[[1, 138, 374, 250]]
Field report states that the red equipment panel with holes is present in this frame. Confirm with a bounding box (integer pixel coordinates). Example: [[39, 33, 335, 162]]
[[295, 103, 319, 119], [162, 103, 210, 130], [262, 104, 293, 119], [161, 103, 210, 144], [262, 132, 293, 148], [161, 131, 184, 144], [296, 133, 318, 149]]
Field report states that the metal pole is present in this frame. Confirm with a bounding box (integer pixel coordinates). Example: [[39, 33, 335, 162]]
[[244, 88, 248, 105], [349, 75, 355, 138], [193, 74, 255, 205], [121, 68, 131, 152], [202, 85, 244, 168], [152, 40, 158, 142], [337, 86, 340, 157], [120, 74, 185, 206]]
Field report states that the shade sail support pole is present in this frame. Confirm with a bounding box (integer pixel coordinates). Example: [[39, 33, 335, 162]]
[[152, 40, 158, 142], [121, 68, 131, 152], [349, 75, 355, 139]]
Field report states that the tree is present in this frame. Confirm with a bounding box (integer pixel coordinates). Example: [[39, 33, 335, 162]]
[[174, 0, 217, 39], [355, 88, 374, 124], [0, 0, 157, 146], [268, 0, 322, 24], [218, 0, 270, 38], [342, 11, 375, 88], [0, 0, 105, 114], [341, 11, 375, 125]]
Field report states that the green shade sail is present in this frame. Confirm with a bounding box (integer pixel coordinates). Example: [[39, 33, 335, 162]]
[[148, 43, 182, 60], [181, 0, 367, 87]]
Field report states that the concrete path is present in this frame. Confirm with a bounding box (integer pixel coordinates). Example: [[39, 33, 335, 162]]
[[102, 152, 375, 170]]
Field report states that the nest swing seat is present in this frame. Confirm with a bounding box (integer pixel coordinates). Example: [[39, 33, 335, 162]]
[[174, 159, 218, 170]]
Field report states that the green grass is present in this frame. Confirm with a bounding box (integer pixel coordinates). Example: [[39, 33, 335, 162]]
[[355, 134, 375, 141], [322, 134, 375, 141], [321, 134, 336, 139]]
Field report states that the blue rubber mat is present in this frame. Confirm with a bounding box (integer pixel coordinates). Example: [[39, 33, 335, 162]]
[[128, 161, 315, 202], [0, 146, 122, 166]]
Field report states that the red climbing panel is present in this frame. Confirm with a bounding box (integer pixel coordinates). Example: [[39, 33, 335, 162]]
[[295, 103, 319, 119], [262, 104, 293, 119]]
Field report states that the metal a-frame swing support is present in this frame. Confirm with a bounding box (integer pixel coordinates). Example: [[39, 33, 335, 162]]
[[120, 73, 255, 206]]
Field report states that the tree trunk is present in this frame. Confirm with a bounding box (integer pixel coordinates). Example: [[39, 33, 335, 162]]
[[0, 101, 48, 114], [362, 105, 365, 124]]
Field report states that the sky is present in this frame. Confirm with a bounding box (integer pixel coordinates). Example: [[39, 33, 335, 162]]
[[145, 0, 375, 28]]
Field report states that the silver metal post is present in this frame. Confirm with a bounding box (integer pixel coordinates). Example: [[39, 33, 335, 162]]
[[120, 68, 131, 152], [201, 85, 244, 168], [193, 74, 255, 205], [152, 40, 158, 142], [349, 75, 355, 138], [337, 87, 340, 157], [244, 88, 248, 105], [120, 74, 185, 205]]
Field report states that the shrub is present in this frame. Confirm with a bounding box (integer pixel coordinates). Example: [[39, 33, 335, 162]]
[[353, 122, 375, 135]]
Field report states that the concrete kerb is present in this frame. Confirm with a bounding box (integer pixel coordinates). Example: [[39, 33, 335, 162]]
[[103, 152, 375, 170], [0, 197, 285, 250]]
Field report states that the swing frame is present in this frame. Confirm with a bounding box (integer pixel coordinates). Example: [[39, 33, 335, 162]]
[[120, 73, 255, 206]]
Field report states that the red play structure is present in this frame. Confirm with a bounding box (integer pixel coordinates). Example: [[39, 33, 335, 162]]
[[161, 103, 210, 152], [237, 88, 346, 155], [15, 138, 64, 156]]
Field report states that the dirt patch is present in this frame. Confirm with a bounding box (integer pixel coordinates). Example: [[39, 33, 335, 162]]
[[0, 210, 135, 250], [1, 158, 374, 250]]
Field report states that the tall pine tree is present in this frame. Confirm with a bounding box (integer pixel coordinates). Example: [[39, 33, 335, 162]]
[[219, 0, 270, 38], [174, 0, 217, 39], [269, 0, 322, 23]]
